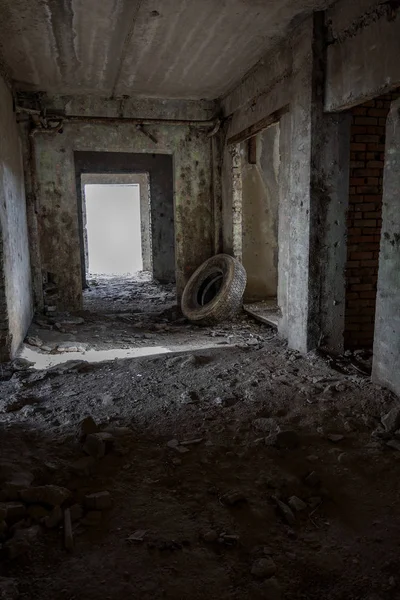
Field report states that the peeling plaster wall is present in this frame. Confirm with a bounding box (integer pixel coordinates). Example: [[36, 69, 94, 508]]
[[241, 126, 280, 302], [326, 0, 400, 111], [32, 120, 213, 310], [0, 76, 32, 359]]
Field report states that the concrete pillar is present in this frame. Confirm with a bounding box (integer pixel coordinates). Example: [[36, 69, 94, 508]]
[[372, 98, 400, 396], [286, 13, 351, 353]]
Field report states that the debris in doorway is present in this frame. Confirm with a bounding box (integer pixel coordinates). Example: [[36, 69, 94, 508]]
[[181, 254, 247, 325]]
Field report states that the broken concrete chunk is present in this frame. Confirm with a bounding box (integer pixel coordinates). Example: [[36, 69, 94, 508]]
[[83, 432, 114, 459], [20, 485, 71, 507], [251, 557, 276, 579], [84, 491, 112, 510], [64, 509, 73, 551], [275, 498, 296, 525], [327, 434, 344, 443], [78, 416, 99, 441], [221, 490, 246, 506], [44, 505, 63, 529], [381, 406, 400, 433], [288, 496, 307, 512]]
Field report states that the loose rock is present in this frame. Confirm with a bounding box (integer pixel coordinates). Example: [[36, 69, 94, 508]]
[[5, 525, 39, 559], [2, 503, 26, 522], [0, 577, 19, 600], [84, 491, 112, 510], [221, 490, 246, 506], [44, 506, 63, 528], [69, 456, 96, 475], [327, 434, 344, 443], [69, 503, 84, 522], [288, 496, 307, 512], [381, 406, 400, 433], [275, 498, 296, 525], [64, 509, 73, 551], [275, 430, 300, 449], [261, 577, 282, 600], [20, 485, 71, 507], [2, 471, 34, 500], [251, 557, 276, 579], [202, 530, 218, 543], [83, 432, 114, 459], [78, 416, 99, 441]]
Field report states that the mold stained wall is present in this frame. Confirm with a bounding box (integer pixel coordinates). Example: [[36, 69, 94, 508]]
[[0, 75, 32, 359], [241, 126, 280, 302], [32, 122, 214, 310]]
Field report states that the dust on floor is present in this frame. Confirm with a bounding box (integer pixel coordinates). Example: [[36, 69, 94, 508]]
[[1, 275, 400, 599]]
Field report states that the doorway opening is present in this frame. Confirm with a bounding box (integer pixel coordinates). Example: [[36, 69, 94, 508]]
[[344, 89, 400, 357], [84, 183, 143, 276], [231, 123, 281, 327]]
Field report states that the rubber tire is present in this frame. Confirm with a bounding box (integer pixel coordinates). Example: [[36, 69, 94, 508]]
[[181, 254, 247, 325]]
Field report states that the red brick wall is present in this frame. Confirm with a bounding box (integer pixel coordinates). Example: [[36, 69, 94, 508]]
[[345, 91, 400, 349]]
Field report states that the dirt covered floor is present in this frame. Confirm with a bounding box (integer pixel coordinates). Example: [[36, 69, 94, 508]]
[[1, 276, 400, 599]]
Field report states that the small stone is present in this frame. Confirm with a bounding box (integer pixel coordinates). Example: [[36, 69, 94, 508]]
[[2, 503, 26, 522], [127, 529, 147, 542], [103, 426, 132, 437], [20, 485, 71, 507], [381, 406, 400, 433], [69, 503, 83, 522], [288, 496, 307, 512], [307, 455, 319, 462], [203, 530, 218, 543], [69, 456, 96, 475], [275, 430, 299, 449], [26, 336, 43, 348], [253, 418, 276, 433], [78, 416, 98, 441], [304, 471, 320, 487], [83, 432, 114, 459], [275, 498, 296, 525], [386, 440, 400, 452], [327, 434, 344, 443], [64, 509, 73, 551], [5, 525, 39, 559], [167, 439, 179, 448], [180, 438, 203, 446], [84, 491, 112, 510], [338, 452, 348, 463], [221, 490, 246, 506], [251, 557, 276, 579], [44, 506, 63, 528]]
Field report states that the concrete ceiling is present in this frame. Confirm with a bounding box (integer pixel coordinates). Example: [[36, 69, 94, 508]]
[[0, 0, 333, 100]]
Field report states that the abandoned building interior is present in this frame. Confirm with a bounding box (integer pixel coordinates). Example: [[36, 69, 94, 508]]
[[1, 0, 400, 598]]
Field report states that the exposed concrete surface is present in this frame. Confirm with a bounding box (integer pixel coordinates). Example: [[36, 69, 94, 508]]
[[372, 98, 400, 396], [0, 0, 334, 99], [0, 74, 32, 359], [326, 0, 400, 111], [81, 173, 152, 275], [241, 126, 279, 302], [31, 120, 213, 311]]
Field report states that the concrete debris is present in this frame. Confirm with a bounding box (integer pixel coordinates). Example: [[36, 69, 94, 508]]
[[64, 509, 73, 551], [127, 529, 148, 542], [83, 432, 114, 459], [57, 342, 87, 353], [84, 491, 112, 510], [12, 358, 34, 371], [202, 530, 218, 543], [251, 557, 277, 579], [78, 416, 99, 441], [5, 525, 39, 559], [44, 506, 63, 528], [25, 336, 43, 348], [20, 485, 71, 507], [288, 496, 307, 512], [327, 434, 345, 443], [221, 490, 247, 506], [274, 498, 296, 525], [381, 407, 400, 433]]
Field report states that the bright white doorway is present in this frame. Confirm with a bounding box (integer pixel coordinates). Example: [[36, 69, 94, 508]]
[[84, 184, 142, 275]]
